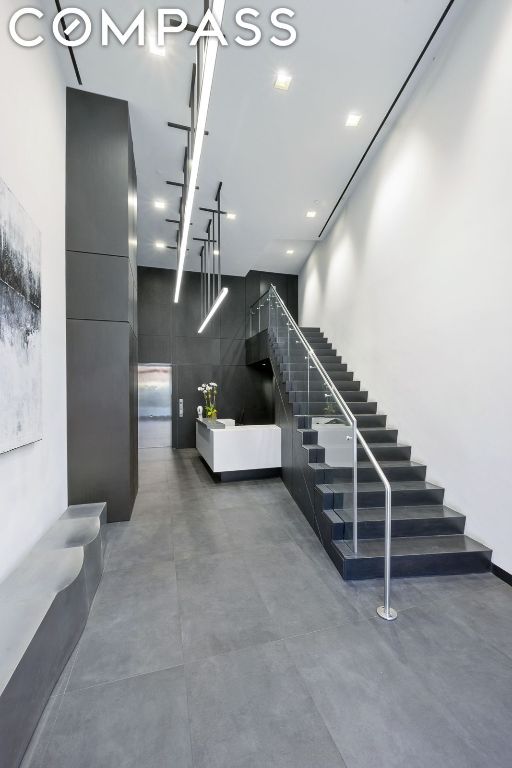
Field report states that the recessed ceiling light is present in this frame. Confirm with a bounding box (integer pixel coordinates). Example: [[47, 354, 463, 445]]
[[274, 71, 292, 91], [213, 249, 220, 256], [148, 32, 165, 57], [286, 249, 295, 255], [226, 212, 237, 220], [306, 211, 317, 218], [154, 199, 166, 210], [129, 238, 137, 247], [155, 241, 165, 249], [345, 112, 362, 128]]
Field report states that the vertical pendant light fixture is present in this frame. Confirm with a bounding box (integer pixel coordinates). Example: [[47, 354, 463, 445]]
[[174, 0, 226, 304], [195, 182, 228, 333]]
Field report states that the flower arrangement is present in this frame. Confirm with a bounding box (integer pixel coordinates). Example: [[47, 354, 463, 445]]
[[198, 382, 218, 419]]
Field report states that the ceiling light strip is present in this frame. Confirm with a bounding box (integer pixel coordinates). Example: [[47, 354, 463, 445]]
[[174, 0, 226, 304], [198, 287, 229, 334]]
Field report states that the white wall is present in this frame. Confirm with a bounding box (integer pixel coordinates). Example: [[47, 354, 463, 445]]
[[0, 7, 68, 580], [300, 0, 512, 573]]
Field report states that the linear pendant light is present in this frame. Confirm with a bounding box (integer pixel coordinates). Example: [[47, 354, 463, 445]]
[[198, 286, 228, 333], [174, 0, 226, 304]]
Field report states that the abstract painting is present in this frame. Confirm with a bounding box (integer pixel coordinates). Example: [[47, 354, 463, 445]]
[[0, 176, 42, 453]]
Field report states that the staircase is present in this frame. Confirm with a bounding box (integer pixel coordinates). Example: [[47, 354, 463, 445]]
[[269, 326, 492, 580]]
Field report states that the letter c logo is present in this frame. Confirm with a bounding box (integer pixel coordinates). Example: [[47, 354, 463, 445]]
[[9, 8, 44, 48]]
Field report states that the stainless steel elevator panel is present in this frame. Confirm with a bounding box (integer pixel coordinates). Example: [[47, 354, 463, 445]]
[[138, 365, 172, 448]]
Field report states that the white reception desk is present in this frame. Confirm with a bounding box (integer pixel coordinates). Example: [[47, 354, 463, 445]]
[[196, 419, 281, 481]]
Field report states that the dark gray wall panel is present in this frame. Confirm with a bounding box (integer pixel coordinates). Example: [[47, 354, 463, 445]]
[[138, 334, 171, 364], [220, 366, 274, 426], [66, 88, 130, 257], [174, 337, 221, 366], [174, 364, 221, 448], [286, 275, 299, 320], [138, 267, 172, 306], [66, 251, 129, 322], [67, 320, 131, 522], [220, 274, 246, 340], [138, 299, 171, 337], [220, 337, 246, 366]]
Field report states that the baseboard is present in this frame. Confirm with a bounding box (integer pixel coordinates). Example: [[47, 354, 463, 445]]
[[199, 456, 281, 483], [492, 563, 512, 587]]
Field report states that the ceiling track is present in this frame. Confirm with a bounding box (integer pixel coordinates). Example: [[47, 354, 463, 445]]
[[318, 0, 457, 238], [54, 0, 83, 85]]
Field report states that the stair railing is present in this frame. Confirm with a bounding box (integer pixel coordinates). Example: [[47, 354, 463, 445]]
[[259, 285, 397, 621]]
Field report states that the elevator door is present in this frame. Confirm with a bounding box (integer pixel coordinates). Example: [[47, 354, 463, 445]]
[[138, 365, 172, 449]]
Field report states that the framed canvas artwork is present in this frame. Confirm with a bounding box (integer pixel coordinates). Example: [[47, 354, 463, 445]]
[[0, 176, 42, 453]]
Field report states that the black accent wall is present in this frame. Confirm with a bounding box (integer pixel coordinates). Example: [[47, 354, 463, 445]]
[[66, 88, 138, 522], [138, 268, 298, 448]]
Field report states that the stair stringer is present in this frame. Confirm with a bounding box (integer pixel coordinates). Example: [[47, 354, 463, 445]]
[[268, 336, 336, 551]]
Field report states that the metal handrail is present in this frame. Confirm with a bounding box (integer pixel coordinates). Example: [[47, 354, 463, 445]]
[[266, 285, 397, 621]]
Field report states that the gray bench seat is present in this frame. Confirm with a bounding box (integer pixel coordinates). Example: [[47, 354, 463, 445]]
[[0, 503, 106, 768]]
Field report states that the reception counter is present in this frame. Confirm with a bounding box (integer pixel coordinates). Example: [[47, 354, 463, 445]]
[[196, 419, 281, 481]]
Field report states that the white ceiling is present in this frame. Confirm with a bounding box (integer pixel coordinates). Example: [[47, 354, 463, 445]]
[[54, 0, 450, 276]]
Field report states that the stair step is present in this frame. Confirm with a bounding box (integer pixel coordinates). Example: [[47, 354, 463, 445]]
[[319, 460, 427, 483], [278, 355, 343, 367], [282, 361, 345, 372], [285, 375, 354, 391], [317, 480, 445, 508], [288, 386, 360, 403], [299, 429, 319, 445], [337, 504, 465, 539], [293, 405, 386, 425], [282, 364, 349, 378], [357, 443, 412, 460], [331, 535, 492, 579], [359, 427, 398, 443], [289, 373, 361, 390], [274, 342, 335, 354]]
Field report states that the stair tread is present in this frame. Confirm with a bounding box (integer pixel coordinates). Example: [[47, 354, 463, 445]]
[[322, 480, 444, 493], [334, 535, 491, 559], [335, 504, 464, 523], [358, 441, 411, 450], [310, 460, 424, 471]]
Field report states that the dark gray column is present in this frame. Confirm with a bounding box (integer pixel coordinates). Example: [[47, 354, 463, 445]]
[[66, 88, 138, 522]]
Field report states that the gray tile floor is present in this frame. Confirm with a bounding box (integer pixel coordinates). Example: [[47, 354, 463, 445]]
[[22, 448, 512, 768]]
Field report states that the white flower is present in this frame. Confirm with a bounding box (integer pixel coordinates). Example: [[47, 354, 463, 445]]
[[209, 382, 217, 387]]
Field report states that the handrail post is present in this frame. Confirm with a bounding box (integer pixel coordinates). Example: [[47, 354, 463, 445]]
[[377, 480, 397, 621], [352, 420, 358, 554]]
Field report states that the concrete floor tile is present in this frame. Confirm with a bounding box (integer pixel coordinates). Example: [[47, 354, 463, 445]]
[[285, 621, 484, 768], [41, 667, 192, 768], [176, 552, 279, 662], [105, 520, 172, 571], [186, 640, 347, 768], [243, 541, 360, 637], [67, 562, 182, 690]]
